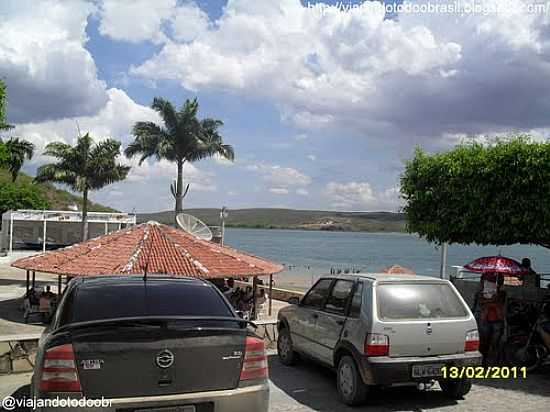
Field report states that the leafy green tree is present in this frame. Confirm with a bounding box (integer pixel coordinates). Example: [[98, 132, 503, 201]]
[[125, 98, 234, 222], [0, 141, 8, 168], [35, 133, 130, 241], [0, 181, 50, 218], [2, 137, 34, 182], [400, 136, 550, 248], [0, 79, 10, 131]]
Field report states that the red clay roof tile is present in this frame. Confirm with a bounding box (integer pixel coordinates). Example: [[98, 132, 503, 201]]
[[11, 222, 283, 278]]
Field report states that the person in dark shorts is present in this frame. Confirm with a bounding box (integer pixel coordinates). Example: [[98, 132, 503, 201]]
[[478, 273, 506, 365]]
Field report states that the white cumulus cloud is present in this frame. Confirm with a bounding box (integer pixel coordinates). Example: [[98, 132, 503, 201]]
[[98, 0, 176, 44], [246, 162, 311, 187], [325, 182, 402, 211], [0, 0, 108, 123], [128, 0, 550, 146]]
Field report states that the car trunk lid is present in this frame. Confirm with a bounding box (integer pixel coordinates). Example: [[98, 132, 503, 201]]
[[70, 319, 247, 398]]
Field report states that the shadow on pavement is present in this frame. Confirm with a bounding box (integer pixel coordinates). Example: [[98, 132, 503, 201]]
[[0, 278, 55, 325], [474, 365, 550, 397], [268, 355, 457, 412], [10, 383, 31, 412]]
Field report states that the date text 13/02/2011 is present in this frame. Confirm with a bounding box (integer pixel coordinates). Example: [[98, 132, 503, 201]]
[[441, 366, 527, 379]]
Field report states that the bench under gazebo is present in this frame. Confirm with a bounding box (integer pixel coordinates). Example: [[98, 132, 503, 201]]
[[11, 221, 284, 320]]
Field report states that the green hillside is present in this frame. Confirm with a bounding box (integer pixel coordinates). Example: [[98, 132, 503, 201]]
[[138, 208, 406, 232], [0, 169, 117, 212]]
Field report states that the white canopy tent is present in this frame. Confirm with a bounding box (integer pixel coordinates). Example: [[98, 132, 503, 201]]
[[1, 209, 136, 254]]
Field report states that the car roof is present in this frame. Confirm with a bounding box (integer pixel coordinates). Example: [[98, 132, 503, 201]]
[[323, 273, 448, 283]]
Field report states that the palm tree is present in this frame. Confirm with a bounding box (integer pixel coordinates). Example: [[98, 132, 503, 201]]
[[2, 137, 34, 181], [125, 97, 234, 221], [35, 133, 130, 241]]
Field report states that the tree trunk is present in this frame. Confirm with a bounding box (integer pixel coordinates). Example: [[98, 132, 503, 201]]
[[81, 187, 89, 241], [175, 160, 184, 225]]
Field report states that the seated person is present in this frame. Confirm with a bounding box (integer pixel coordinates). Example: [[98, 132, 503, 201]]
[[39, 286, 55, 312], [25, 288, 39, 305]]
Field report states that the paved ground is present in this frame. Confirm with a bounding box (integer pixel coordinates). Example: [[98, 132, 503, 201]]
[[1, 358, 549, 412], [0, 252, 55, 336], [269, 357, 550, 412]]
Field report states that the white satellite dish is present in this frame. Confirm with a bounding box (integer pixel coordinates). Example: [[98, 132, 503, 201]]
[[176, 213, 213, 241]]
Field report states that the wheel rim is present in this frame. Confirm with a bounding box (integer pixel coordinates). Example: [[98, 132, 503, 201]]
[[279, 334, 290, 359], [339, 363, 354, 397]]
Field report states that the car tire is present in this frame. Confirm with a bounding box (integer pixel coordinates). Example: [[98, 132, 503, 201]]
[[439, 378, 472, 399], [337, 355, 369, 406], [277, 327, 297, 366]]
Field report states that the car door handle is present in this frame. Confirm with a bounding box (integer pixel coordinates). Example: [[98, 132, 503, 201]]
[[336, 320, 345, 326], [311, 313, 318, 319]]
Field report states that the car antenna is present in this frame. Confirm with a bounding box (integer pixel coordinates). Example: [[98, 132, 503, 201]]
[[143, 261, 149, 282]]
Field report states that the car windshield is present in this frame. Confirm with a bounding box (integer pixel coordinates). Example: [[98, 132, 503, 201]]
[[376, 282, 468, 321]]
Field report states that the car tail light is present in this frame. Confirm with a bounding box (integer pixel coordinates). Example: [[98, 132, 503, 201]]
[[464, 329, 480, 352], [240, 336, 268, 381], [40, 344, 81, 392], [364, 333, 389, 356]]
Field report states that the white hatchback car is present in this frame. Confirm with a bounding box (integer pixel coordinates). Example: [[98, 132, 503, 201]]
[[277, 273, 482, 405]]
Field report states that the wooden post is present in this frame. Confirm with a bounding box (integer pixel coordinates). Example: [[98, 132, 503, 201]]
[[9, 213, 13, 254], [32, 271, 36, 289], [268, 274, 273, 317], [42, 217, 47, 253], [26, 270, 29, 293], [252, 276, 258, 320]]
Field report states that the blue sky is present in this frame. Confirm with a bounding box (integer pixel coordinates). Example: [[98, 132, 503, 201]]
[[2, 0, 550, 212]]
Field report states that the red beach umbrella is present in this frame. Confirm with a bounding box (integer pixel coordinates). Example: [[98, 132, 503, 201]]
[[381, 265, 416, 275], [464, 256, 528, 277]]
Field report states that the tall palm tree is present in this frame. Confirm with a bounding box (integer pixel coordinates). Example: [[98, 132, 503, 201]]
[[125, 98, 234, 221], [2, 137, 34, 181], [35, 133, 130, 241]]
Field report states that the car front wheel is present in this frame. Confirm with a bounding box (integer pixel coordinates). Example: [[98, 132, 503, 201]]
[[337, 355, 369, 406], [439, 378, 472, 399], [277, 327, 297, 366]]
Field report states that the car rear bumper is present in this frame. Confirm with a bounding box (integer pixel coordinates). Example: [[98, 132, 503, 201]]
[[360, 352, 482, 385], [35, 382, 269, 412]]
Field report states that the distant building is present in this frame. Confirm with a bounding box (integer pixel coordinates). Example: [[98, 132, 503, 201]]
[[0, 209, 136, 254]]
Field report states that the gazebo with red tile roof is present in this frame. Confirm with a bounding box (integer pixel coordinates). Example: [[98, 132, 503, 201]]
[[12, 221, 283, 278], [12, 221, 284, 318]]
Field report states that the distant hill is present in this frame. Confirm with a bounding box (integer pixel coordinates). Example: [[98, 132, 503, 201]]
[[138, 208, 407, 232], [0, 169, 117, 213]]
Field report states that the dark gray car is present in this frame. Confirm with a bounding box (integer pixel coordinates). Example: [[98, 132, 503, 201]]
[[277, 273, 482, 406], [31, 276, 269, 411]]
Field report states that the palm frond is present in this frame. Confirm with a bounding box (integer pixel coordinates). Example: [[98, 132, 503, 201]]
[[152, 97, 179, 135]]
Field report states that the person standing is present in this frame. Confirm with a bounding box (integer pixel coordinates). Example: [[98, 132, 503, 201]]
[[521, 258, 540, 288], [478, 273, 507, 366]]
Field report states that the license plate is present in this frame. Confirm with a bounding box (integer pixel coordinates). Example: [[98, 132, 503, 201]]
[[139, 406, 196, 412], [412, 364, 444, 378]]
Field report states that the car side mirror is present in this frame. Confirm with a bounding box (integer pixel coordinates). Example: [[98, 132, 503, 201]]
[[288, 296, 300, 305], [236, 311, 244, 318]]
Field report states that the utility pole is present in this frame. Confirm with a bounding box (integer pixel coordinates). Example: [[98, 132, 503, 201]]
[[220, 206, 228, 246]]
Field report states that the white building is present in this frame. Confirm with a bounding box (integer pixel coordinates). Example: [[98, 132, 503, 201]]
[[0, 209, 136, 254]]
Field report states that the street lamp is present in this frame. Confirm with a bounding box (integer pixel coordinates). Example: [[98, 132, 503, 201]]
[[220, 206, 229, 246]]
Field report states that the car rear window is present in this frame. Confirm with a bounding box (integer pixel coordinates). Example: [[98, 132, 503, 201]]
[[67, 281, 233, 324], [376, 282, 468, 321]]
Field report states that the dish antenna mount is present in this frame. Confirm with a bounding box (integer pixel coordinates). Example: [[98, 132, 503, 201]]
[[176, 213, 213, 241]]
